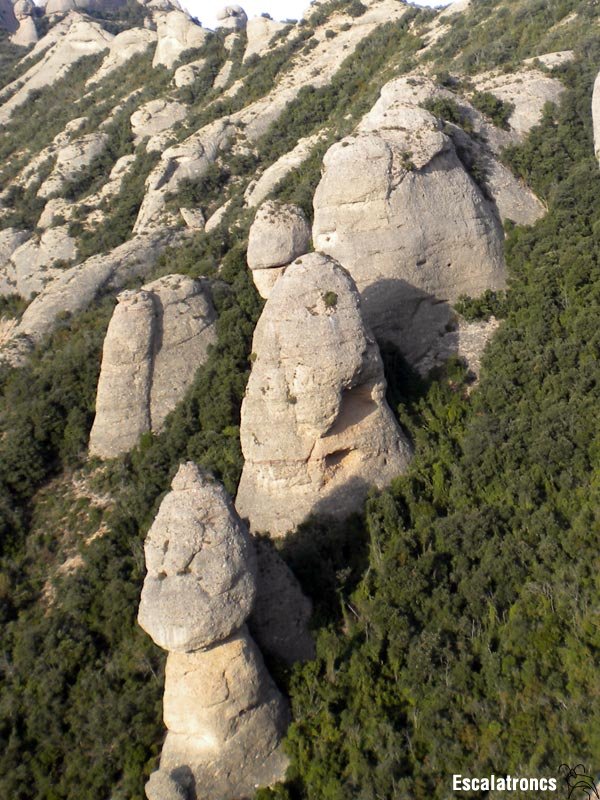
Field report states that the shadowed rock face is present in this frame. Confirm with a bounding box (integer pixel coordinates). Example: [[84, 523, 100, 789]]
[[139, 464, 290, 800], [236, 252, 412, 537], [248, 538, 315, 665], [89, 275, 217, 459], [313, 76, 506, 366]]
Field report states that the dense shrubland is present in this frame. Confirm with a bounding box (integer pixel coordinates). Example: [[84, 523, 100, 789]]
[[0, 2, 599, 799]]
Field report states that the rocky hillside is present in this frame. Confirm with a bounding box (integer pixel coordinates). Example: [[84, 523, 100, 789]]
[[0, 0, 599, 798]]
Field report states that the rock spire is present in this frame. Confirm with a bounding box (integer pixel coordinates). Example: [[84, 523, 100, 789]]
[[139, 463, 289, 800], [236, 252, 412, 537]]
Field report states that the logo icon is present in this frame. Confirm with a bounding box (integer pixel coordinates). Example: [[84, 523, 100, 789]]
[[558, 764, 599, 800]]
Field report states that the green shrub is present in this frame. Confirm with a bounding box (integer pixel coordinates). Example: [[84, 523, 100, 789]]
[[470, 90, 514, 129]]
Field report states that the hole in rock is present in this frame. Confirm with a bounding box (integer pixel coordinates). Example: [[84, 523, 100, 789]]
[[325, 383, 378, 438]]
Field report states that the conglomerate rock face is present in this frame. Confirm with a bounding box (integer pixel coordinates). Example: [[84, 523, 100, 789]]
[[88, 274, 217, 459], [138, 463, 290, 800], [247, 201, 311, 298], [312, 76, 507, 366], [236, 252, 413, 537], [138, 463, 258, 653]]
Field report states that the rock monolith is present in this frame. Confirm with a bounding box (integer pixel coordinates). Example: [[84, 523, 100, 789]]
[[236, 252, 412, 537], [139, 463, 290, 800], [89, 275, 217, 459]]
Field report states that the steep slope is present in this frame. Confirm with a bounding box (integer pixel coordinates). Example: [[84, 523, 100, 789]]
[[0, 1, 598, 799]]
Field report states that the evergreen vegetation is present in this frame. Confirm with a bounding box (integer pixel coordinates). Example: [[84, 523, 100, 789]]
[[0, 3, 599, 799]]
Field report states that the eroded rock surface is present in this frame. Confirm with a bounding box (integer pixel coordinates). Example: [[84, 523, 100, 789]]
[[0, 15, 115, 123], [0, 231, 175, 364], [138, 463, 257, 652], [38, 132, 109, 198], [313, 76, 507, 366], [153, 10, 208, 69], [247, 201, 311, 298], [236, 253, 412, 537], [131, 98, 187, 145], [139, 464, 290, 800], [89, 274, 217, 458], [89, 28, 157, 85], [243, 15, 286, 62], [215, 5, 247, 32]]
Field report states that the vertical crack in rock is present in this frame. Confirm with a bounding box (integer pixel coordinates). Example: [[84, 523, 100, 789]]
[[139, 463, 292, 800], [236, 252, 413, 537]]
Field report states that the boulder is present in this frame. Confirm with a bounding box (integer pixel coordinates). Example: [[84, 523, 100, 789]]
[[131, 98, 187, 145], [312, 76, 506, 365], [12, 0, 37, 46], [88, 275, 217, 458], [153, 10, 208, 69], [89, 28, 158, 85], [138, 463, 257, 652], [145, 771, 188, 800], [247, 201, 311, 297], [174, 57, 206, 88], [236, 253, 412, 537], [12, 16, 38, 47], [243, 15, 286, 63], [215, 5, 247, 32]]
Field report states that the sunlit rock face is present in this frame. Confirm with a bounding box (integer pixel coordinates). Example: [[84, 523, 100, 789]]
[[138, 464, 290, 800], [89, 275, 217, 459], [236, 252, 412, 537]]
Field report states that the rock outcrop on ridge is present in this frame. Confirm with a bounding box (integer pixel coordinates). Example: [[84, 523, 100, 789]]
[[312, 76, 507, 366], [236, 252, 412, 537], [139, 463, 289, 800], [12, 0, 38, 47], [247, 201, 311, 299], [153, 10, 208, 69], [89, 275, 217, 459], [215, 5, 247, 32]]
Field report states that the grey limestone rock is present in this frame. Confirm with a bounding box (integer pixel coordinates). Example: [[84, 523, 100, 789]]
[[153, 10, 208, 69], [138, 463, 258, 653], [312, 76, 507, 366], [158, 629, 289, 800], [145, 771, 188, 800], [88, 275, 217, 458], [236, 252, 412, 537], [215, 5, 247, 32], [247, 201, 311, 298], [139, 465, 290, 799]]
